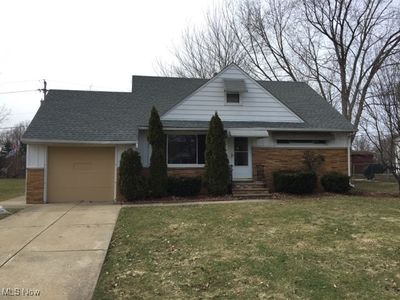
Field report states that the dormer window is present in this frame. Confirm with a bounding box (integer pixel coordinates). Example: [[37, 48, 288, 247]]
[[226, 92, 240, 103], [224, 79, 247, 105]]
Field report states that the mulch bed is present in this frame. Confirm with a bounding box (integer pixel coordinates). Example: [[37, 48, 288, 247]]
[[116, 190, 399, 205]]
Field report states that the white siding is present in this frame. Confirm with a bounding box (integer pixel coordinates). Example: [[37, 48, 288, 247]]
[[138, 130, 150, 167], [26, 144, 47, 168], [115, 144, 135, 166], [162, 65, 303, 123]]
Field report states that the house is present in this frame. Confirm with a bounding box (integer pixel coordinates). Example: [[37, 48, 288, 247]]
[[351, 151, 375, 174], [22, 64, 354, 203]]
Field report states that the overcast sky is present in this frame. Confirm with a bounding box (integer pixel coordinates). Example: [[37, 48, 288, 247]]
[[0, 0, 222, 128]]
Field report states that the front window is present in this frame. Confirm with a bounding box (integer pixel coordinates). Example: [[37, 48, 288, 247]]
[[167, 134, 206, 165]]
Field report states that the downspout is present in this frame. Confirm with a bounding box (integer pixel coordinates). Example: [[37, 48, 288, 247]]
[[348, 134, 354, 187], [43, 146, 48, 203], [347, 134, 351, 177], [113, 146, 118, 203]]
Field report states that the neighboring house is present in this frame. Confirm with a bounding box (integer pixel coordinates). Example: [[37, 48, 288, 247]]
[[22, 64, 354, 203], [351, 151, 375, 174]]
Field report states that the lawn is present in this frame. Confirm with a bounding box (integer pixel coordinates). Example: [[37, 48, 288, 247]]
[[353, 179, 399, 194], [94, 197, 400, 299], [0, 178, 25, 201]]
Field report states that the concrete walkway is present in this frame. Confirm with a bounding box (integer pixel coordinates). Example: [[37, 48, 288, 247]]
[[0, 196, 30, 209], [0, 201, 120, 300], [123, 198, 278, 207]]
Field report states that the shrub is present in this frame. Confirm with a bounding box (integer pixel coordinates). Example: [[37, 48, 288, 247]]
[[321, 172, 350, 193], [147, 106, 168, 197], [119, 149, 147, 201], [363, 163, 386, 180], [273, 170, 317, 194], [204, 112, 230, 196], [167, 177, 202, 197]]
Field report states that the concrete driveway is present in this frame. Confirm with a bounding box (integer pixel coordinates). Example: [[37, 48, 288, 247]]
[[0, 198, 120, 300]]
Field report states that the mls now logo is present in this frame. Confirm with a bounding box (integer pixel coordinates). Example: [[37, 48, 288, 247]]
[[1, 287, 40, 296]]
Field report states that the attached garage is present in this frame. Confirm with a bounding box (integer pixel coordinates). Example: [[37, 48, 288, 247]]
[[47, 146, 115, 203]]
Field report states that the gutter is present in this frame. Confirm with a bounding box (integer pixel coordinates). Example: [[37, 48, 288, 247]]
[[21, 138, 137, 146], [138, 126, 355, 133]]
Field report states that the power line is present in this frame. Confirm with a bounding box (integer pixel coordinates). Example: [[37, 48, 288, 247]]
[[0, 126, 25, 130], [0, 89, 38, 95]]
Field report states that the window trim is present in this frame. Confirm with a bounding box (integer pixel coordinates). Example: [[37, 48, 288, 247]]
[[225, 92, 242, 105], [166, 134, 206, 167]]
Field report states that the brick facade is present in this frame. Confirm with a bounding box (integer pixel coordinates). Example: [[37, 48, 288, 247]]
[[26, 168, 44, 204], [167, 168, 205, 177], [252, 148, 348, 190]]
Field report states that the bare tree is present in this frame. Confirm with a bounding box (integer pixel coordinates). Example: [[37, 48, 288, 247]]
[[157, 7, 249, 78], [0, 105, 9, 125], [229, 0, 400, 127], [0, 121, 29, 177], [301, 0, 400, 132], [0, 121, 29, 145], [161, 0, 400, 133], [362, 62, 400, 194], [352, 134, 374, 152]]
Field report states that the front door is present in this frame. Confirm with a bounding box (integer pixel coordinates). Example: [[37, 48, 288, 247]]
[[228, 137, 252, 180]]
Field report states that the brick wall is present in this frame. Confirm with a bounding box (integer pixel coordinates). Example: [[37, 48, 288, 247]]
[[167, 168, 205, 177], [252, 148, 348, 190], [26, 168, 44, 204]]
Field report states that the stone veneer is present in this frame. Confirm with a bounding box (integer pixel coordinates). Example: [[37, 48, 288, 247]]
[[252, 148, 348, 191], [26, 168, 44, 204]]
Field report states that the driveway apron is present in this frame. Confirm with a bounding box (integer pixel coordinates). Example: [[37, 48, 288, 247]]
[[0, 202, 120, 300]]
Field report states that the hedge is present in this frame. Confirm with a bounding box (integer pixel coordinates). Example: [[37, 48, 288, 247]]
[[320, 172, 350, 193], [167, 176, 202, 197], [363, 163, 386, 180], [119, 149, 147, 201], [273, 170, 317, 194]]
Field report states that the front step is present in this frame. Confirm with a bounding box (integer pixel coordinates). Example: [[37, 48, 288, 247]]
[[233, 193, 273, 199], [232, 181, 271, 199], [233, 188, 268, 194]]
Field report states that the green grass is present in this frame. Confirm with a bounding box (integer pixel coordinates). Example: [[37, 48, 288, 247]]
[[0, 179, 25, 201], [94, 197, 400, 299], [353, 179, 399, 194]]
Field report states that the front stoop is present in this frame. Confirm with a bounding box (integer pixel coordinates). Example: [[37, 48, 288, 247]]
[[232, 181, 272, 199]]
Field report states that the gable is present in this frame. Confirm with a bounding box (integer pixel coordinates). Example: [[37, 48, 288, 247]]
[[161, 64, 303, 123]]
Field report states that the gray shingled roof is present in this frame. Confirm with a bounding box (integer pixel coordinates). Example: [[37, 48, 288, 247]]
[[23, 90, 137, 142], [23, 75, 354, 143]]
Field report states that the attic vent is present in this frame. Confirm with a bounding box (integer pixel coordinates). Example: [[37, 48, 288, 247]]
[[224, 79, 247, 93]]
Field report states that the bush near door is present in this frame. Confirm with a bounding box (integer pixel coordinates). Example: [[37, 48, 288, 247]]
[[273, 170, 317, 194]]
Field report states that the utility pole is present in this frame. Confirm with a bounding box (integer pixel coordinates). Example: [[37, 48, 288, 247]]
[[39, 79, 48, 103]]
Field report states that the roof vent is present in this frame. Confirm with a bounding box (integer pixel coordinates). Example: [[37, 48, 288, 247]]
[[223, 79, 247, 93]]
